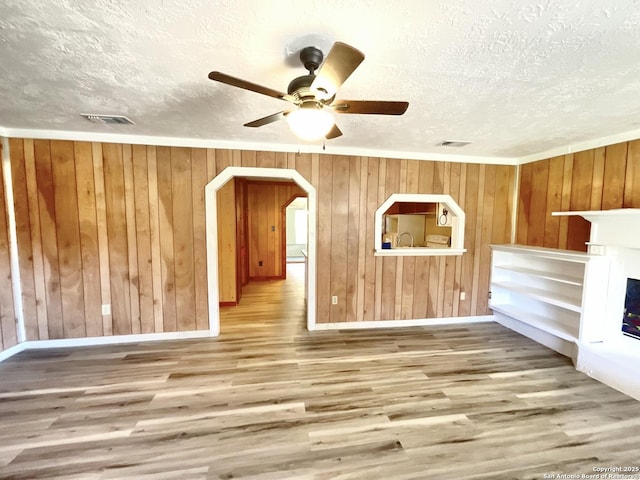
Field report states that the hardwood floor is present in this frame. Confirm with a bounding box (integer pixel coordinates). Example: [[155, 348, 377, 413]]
[[1, 264, 640, 479]]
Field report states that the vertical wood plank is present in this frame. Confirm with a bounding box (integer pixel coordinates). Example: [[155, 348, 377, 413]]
[[22, 139, 49, 339], [266, 184, 276, 277], [625, 140, 640, 207], [374, 157, 385, 321], [516, 163, 532, 245], [257, 150, 275, 169], [147, 146, 164, 332], [92, 142, 112, 336], [74, 141, 102, 337], [526, 160, 549, 246], [50, 141, 86, 338], [206, 149, 217, 182], [131, 144, 154, 334], [602, 142, 628, 209], [363, 157, 379, 321], [567, 150, 594, 251], [477, 165, 495, 315], [590, 147, 605, 210], [275, 152, 287, 169], [171, 147, 196, 330], [0, 145, 17, 349], [470, 165, 487, 314], [558, 154, 574, 249], [191, 148, 209, 330], [346, 156, 361, 322], [102, 143, 131, 335], [543, 157, 564, 248], [356, 156, 368, 322], [330, 156, 350, 322], [156, 146, 177, 332], [458, 163, 479, 317], [316, 154, 333, 323], [294, 153, 312, 183], [122, 145, 140, 334], [9, 139, 39, 340], [240, 150, 257, 168]]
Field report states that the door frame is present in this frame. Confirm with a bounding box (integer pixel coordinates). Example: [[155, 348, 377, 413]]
[[205, 167, 317, 335], [281, 193, 308, 278]]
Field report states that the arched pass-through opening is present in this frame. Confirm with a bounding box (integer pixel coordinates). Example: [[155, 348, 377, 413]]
[[205, 167, 317, 335]]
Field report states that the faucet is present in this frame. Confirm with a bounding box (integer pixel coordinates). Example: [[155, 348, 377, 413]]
[[397, 232, 414, 247]]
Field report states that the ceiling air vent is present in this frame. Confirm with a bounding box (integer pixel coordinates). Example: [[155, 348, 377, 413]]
[[81, 114, 135, 125], [437, 140, 471, 148]]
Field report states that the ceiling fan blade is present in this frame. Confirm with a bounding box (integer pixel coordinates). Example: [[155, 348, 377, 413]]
[[244, 111, 290, 128], [209, 71, 294, 102], [325, 123, 343, 140], [311, 42, 365, 98], [332, 100, 409, 115]]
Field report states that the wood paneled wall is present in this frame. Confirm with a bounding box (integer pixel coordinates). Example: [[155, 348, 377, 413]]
[[8, 139, 226, 340], [517, 140, 640, 251], [7, 139, 515, 340], [0, 141, 18, 352], [317, 157, 515, 322], [246, 181, 305, 279], [217, 179, 237, 303]]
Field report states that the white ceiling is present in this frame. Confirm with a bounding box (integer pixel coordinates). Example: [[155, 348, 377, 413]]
[[2, 0, 640, 163]]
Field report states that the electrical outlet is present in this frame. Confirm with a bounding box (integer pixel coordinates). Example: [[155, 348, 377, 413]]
[[331, 296, 338, 305], [101, 304, 111, 315], [460, 291, 466, 301]]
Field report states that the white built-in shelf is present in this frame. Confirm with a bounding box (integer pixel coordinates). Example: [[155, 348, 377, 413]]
[[490, 304, 577, 341], [490, 244, 610, 358], [493, 265, 583, 287], [491, 281, 582, 312]]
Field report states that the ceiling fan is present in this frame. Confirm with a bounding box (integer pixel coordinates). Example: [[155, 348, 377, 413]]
[[208, 42, 409, 141]]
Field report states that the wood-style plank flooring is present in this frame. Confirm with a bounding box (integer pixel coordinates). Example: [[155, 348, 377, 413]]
[[1, 264, 640, 479]]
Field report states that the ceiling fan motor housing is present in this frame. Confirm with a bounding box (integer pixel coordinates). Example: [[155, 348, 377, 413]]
[[299, 46, 323, 73]]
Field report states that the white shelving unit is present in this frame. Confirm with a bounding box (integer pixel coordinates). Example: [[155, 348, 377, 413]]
[[490, 245, 610, 361]]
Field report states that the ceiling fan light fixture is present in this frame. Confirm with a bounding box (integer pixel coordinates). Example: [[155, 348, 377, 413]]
[[287, 104, 334, 141]]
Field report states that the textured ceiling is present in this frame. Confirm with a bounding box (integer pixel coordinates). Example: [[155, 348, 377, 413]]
[[1, 0, 640, 162]]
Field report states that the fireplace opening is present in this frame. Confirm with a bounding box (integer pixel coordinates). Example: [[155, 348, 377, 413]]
[[622, 278, 640, 341]]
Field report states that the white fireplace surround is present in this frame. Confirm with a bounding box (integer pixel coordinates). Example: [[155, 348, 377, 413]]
[[552, 209, 640, 400]]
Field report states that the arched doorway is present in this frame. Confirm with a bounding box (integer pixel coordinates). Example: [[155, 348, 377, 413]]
[[205, 167, 317, 335]]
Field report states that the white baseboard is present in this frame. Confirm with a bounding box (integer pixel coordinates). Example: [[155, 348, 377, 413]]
[[310, 315, 494, 330], [0, 330, 215, 363]]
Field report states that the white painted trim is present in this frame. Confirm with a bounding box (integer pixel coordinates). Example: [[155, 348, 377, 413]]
[[310, 315, 494, 330], [1, 137, 25, 343], [516, 127, 640, 165], [0, 127, 519, 166], [0, 342, 26, 362], [205, 166, 317, 334]]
